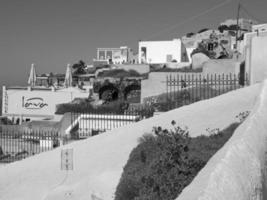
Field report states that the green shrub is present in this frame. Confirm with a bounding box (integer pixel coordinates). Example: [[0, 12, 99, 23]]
[[236, 111, 250, 123], [115, 121, 240, 200], [98, 69, 141, 78], [55, 100, 129, 114], [150, 67, 202, 73]]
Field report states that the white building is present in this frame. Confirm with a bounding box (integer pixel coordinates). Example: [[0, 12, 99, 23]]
[[243, 30, 267, 84], [67, 113, 140, 138], [2, 86, 89, 122], [138, 39, 189, 64], [95, 46, 135, 64], [252, 23, 267, 33]]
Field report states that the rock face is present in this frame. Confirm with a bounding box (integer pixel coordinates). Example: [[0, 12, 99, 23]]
[[191, 53, 210, 69]]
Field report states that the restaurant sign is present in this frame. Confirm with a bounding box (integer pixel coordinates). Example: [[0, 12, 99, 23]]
[[22, 96, 48, 109]]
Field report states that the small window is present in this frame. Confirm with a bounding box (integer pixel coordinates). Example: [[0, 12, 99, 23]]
[[220, 40, 229, 45], [141, 47, 147, 64], [208, 43, 214, 51], [166, 54, 173, 62], [98, 51, 106, 60]]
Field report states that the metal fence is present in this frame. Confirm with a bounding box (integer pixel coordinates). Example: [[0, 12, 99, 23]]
[[0, 107, 154, 163], [145, 73, 249, 111], [164, 73, 249, 110], [70, 107, 154, 139], [0, 125, 60, 163], [0, 73, 248, 163]]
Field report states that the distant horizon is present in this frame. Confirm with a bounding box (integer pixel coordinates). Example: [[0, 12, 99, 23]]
[[0, 0, 266, 87]]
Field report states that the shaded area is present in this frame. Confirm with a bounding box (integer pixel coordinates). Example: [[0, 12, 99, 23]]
[[115, 122, 240, 200], [99, 84, 119, 102], [124, 84, 141, 103]]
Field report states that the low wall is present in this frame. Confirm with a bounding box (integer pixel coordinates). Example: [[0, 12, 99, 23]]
[[141, 67, 241, 103], [176, 80, 267, 200], [202, 59, 240, 75], [141, 72, 200, 103], [2, 86, 88, 121], [117, 64, 150, 74]]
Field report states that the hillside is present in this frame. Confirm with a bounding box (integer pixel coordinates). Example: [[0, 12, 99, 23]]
[[0, 83, 262, 200]]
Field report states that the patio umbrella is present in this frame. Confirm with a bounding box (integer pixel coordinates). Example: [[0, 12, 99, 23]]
[[27, 63, 37, 87], [64, 64, 73, 88]]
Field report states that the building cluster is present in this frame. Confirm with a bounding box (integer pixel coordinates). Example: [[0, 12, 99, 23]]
[[2, 19, 267, 124], [93, 19, 266, 68]]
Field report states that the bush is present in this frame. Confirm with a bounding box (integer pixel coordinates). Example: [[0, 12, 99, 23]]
[[197, 28, 209, 33], [115, 121, 240, 200], [218, 24, 229, 33], [186, 32, 195, 38], [98, 69, 141, 78], [55, 100, 129, 114], [150, 67, 202, 73]]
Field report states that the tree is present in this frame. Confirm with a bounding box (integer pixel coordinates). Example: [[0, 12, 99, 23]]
[[72, 60, 87, 75], [218, 24, 229, 33], [197, 28, 209, 33], [186, 32, 195, 38], [228, 24, 240, 31]]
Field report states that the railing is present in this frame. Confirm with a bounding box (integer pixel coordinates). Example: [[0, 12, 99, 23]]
[[70, 107, 154, 139], [144, 73, 249, 111], [0, 125, 60, 163], [0, 106, 154, 163]]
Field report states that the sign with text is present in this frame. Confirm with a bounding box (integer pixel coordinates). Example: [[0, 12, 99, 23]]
[[61, 149, 73, 171], [5, 89, 89, 117], [22, 96, 48, 109]]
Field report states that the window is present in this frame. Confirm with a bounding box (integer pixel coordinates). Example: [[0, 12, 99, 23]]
[[106, 51, 113, 60], [141, 47, 147, 63], [166, 54, 173, 62], [98, 51, 105, 60], [208, 43, 214, 51]]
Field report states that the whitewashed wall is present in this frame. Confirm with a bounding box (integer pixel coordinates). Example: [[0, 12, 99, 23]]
[[176, 80, 267, 200], [2, 87, 89, 119], [244, 31, 267, 84], [250, 35, 267, 84], [138, 39, 182, 64]]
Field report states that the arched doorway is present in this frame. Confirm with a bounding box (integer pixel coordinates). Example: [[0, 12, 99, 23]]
[[99, 84, 119, 102], [124, 84, 141, 103]]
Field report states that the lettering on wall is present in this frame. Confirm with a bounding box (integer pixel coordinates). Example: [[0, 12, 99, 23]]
[[22, 97, 48, 109]]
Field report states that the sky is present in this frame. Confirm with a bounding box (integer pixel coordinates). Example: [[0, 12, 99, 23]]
[[0, 0, 266, 86]]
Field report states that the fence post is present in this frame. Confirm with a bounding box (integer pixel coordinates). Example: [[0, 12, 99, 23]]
[[207, 74, 210, 100]]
